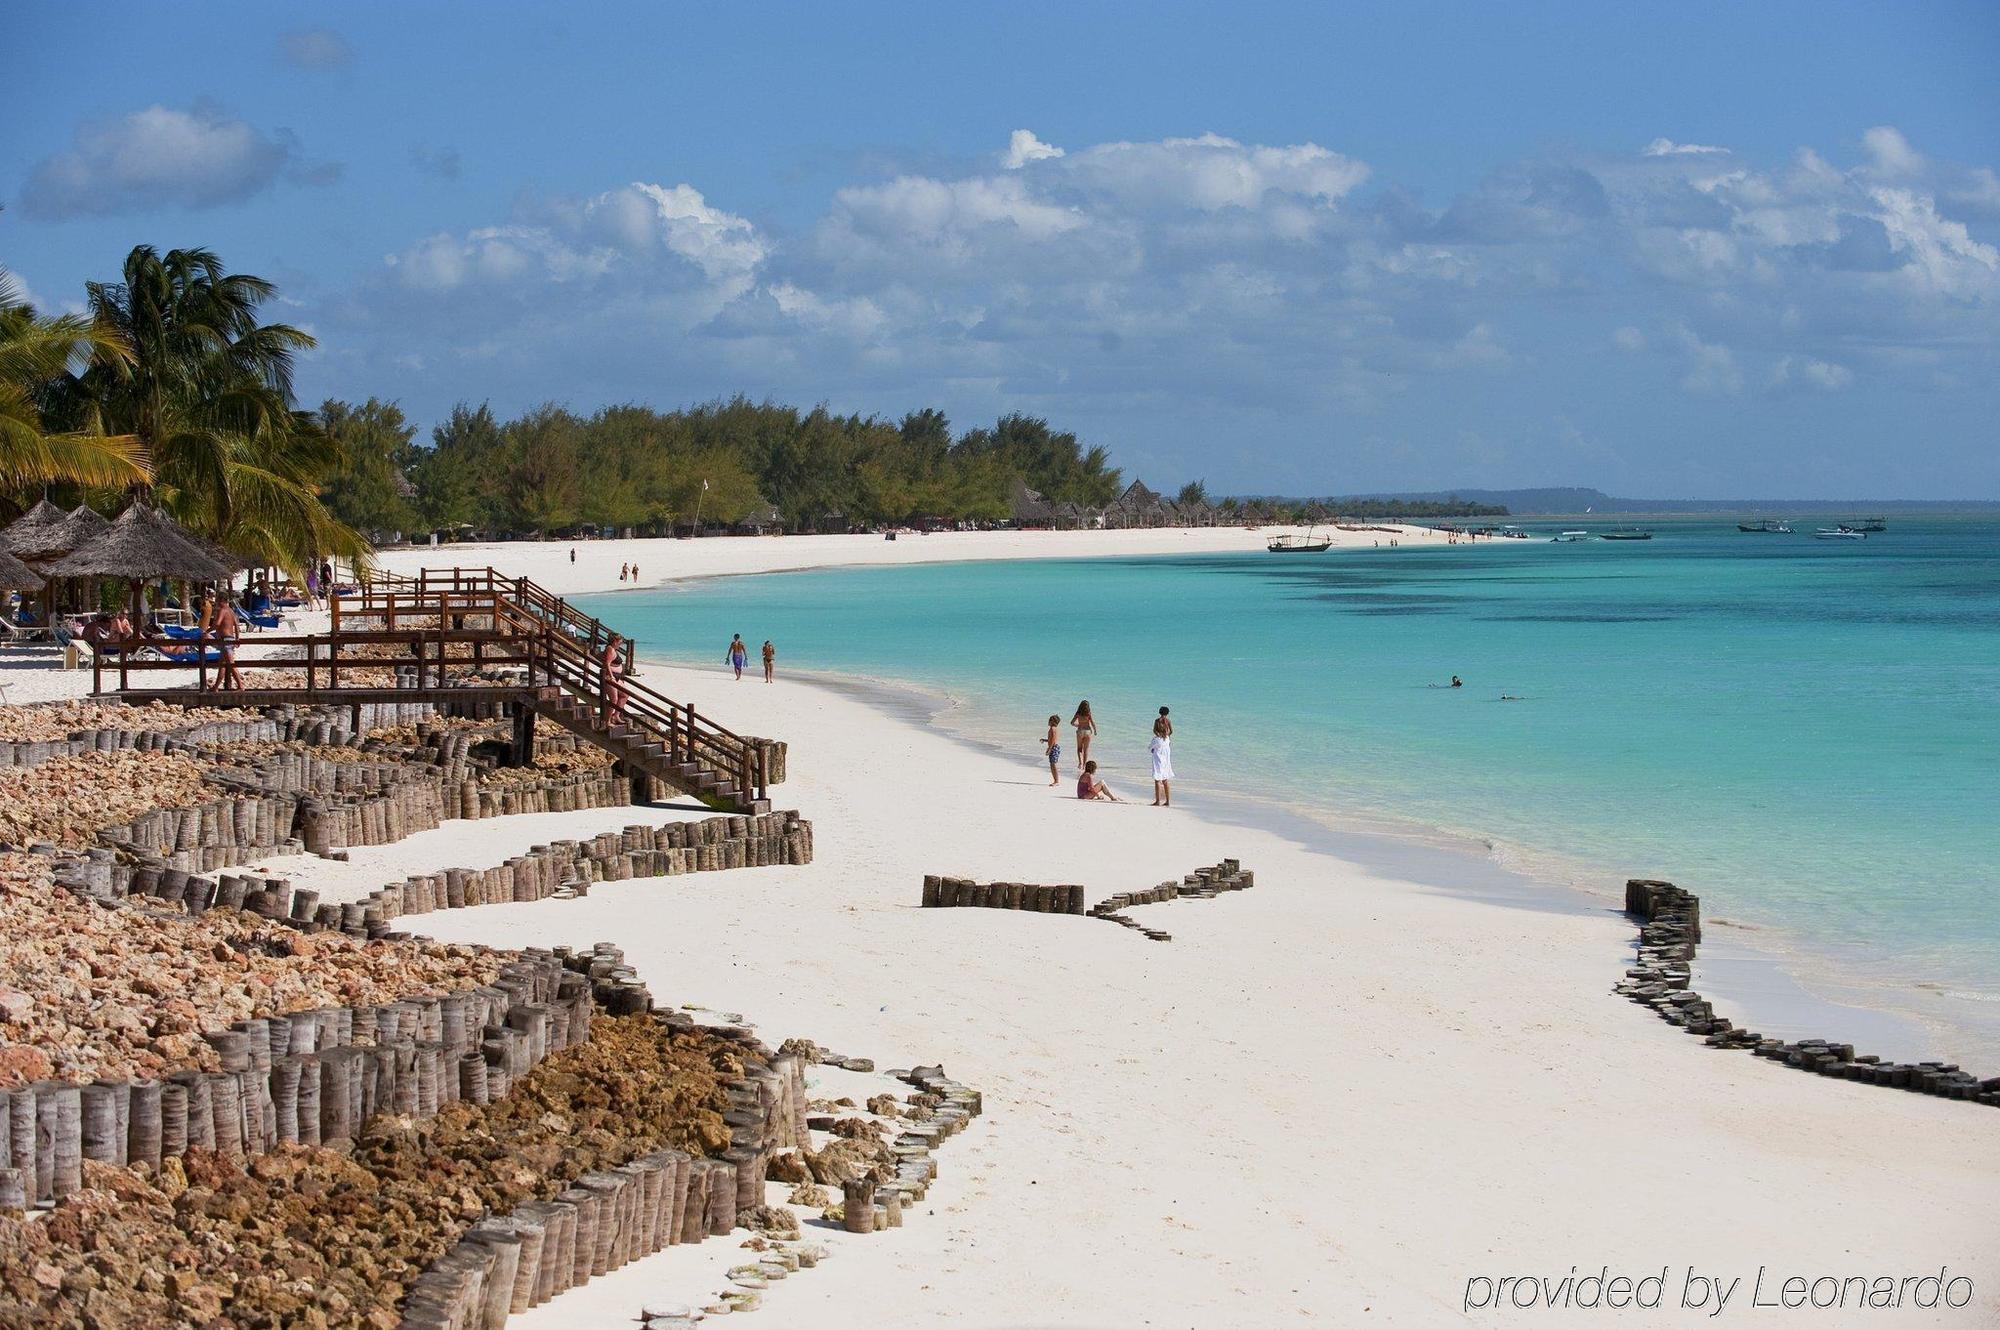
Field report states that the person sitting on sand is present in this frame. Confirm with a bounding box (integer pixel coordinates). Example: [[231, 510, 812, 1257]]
[[1077, 760, 1117, 802], [762, 639, 775, 683], [1042, 714, 1062, 786], [1071, 700, 1098, 772], [726, 633, 749, 680]]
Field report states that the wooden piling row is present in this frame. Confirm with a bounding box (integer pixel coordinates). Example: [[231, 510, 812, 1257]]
[[1618, 879, 1999, 1107], [323, 811, 815, 929], [1087, 859, 1253, 941], [5, 951, 604, 1206], [921, 876, 1086, 913], [399, 1145, 711, 1330]]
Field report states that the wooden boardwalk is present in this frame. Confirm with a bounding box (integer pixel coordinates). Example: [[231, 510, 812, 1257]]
[[103, 567, 773, 813]]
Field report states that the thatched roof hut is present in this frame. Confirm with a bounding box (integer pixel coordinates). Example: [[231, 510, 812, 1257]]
[[2, 501, 117, 565], [1, 499, 72, 560], [43, 504, 233, 583], [0, 547, 44, 592]]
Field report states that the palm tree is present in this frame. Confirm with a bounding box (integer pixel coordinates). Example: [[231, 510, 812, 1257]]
[[0, 267, 148, 499], [58, 246, 369, 574]]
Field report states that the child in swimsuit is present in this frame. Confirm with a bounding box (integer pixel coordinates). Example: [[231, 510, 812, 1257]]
[[1043, 714, 1061, 785]]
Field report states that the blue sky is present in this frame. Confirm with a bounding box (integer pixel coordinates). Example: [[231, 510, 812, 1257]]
[[6, 1, 1998, 498]]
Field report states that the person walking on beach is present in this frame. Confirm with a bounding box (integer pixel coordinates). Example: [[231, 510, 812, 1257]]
[[570, 548, 576, 564], [1071, 700, 1098, 772], [1042, 714, 1062, 786], [619, 562, 629, 583], [762, 639, 775, 683], [1150, 707, 1174, 807], [1077, 760, 1118, 801], [726, 633, 749, 680]]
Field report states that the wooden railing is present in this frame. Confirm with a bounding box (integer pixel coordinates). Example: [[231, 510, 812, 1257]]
[[100, 567, 768, 805], [340, 569, 767, 804]]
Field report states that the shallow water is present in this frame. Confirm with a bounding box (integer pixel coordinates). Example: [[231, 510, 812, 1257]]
[[581, 515, 2000, 1053]]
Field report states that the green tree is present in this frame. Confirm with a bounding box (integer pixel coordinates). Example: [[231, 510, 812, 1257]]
[[319, 398, 419, 535], [0, 267, 148, 500], [58, 246, 368, 573]]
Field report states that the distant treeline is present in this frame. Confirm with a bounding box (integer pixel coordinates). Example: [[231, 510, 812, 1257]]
[[1241, 496, 1512, 519], [318, 398, 1126, 536]]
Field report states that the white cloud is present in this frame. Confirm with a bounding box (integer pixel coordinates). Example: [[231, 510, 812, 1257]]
[[326, 127, 2000, 472], [279, 28, 353, 70], [1674, 324, 1743, 396], [1768, 355, 1853, 392], [21, 101, 336, 218], [1002, 130, 1064, 170], [1861, 126, 1922, 178], [1948, 166, 2000, 218], [1067, 133, 1368, 211], [1643, 138, 1728, 157]]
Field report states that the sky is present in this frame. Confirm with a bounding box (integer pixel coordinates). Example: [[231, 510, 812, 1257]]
[[5, 1, 1999, 499]]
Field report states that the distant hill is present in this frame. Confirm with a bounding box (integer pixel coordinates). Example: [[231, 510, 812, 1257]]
[[1334, 488, 2000, 515]]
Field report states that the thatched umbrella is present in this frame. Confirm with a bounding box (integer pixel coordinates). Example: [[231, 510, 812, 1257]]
[[0, 499, 72, 559], [33, 504, 113, 562], [44, 504, 234, 583], [0, 547, 44, 593]]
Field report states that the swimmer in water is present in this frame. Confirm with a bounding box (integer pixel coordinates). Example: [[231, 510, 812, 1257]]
[[1450, 675, 1463, 688]]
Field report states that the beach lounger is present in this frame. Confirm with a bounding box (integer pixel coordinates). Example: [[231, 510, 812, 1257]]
[[0, 613, 50, 645], [147, 644, 224, 664]]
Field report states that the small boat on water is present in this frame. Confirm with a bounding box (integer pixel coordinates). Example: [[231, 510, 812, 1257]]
[[1267, 532, 1332, 553], [1738, 518, 1793, 533], [1550, 530, 1591, 543], [1814, 527, 1866, 540], [1495, 526, 1532, 539], [1599, 527, 1653, 541], [1845, 516, 1887, 533]]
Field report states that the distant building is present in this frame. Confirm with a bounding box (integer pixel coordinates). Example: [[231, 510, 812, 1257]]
[[735, 502, 784, 536], [1105, 480, 1176, 528], [1009, 479, 1056, 529]]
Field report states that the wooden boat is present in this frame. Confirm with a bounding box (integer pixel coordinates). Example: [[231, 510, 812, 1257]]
[[1267, 532, 1332, 553], [1737, 519, 1792, 533], [1599, 527, 1653, 541], [1845, 517, 1887, 533]]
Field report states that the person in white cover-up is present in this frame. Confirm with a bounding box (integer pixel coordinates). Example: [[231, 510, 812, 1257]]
[[1149, 706, 1175, 807]]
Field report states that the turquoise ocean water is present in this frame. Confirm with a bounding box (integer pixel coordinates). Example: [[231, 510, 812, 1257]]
[[579, 516, 2000, 1047]]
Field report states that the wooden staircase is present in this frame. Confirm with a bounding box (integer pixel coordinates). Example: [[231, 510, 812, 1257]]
[[351, 568, 774, 814]]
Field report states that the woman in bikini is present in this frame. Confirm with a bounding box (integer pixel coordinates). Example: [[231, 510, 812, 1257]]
[[601, 633, 627, 724], [1071, 700, 1098, 773]]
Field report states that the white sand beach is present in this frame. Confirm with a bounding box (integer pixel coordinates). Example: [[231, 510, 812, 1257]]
[[373, 522, 1464, 593], [9, 529, 1995, 1325], [364, 534, 1994, 1324]]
